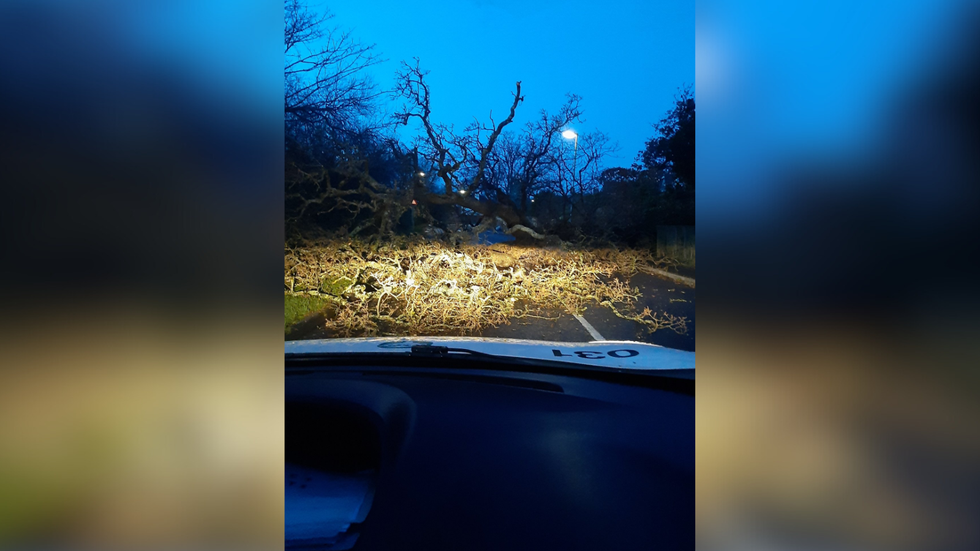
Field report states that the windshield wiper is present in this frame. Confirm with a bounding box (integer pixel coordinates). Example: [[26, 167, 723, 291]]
[[284, 345, 495, 362], [408, 344, 494, 357], [285, 346, 693, 391]]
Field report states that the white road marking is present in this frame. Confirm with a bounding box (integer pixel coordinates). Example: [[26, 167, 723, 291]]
[[573, 314, 605, 341]]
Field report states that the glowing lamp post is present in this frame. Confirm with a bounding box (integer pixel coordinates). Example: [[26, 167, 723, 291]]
[[561, 129, 578, 221], [562, 129, 578, 176]]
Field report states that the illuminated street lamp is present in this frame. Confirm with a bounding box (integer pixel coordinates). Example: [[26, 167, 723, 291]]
[[562, 129, 579, 179], [419, 171, 425, 177], [460, 189, 467, 195], [561, 129, 579, 221]]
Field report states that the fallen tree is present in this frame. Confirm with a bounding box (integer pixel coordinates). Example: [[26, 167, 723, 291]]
[[285, 138, 415, 240], [286, 55, 614, 243], [284, 237, 688, 337], [394, 59, 529, 229]]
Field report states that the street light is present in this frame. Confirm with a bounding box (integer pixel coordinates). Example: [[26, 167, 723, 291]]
[[419, 171, 425, 177], [562, 129, 579, 176], [561, 129, 579, 222]]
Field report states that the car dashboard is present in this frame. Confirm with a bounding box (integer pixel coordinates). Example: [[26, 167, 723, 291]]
[[286, 360, 693, 550]]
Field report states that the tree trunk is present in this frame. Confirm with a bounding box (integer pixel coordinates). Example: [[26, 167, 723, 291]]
[[415, 185, 525, 228]]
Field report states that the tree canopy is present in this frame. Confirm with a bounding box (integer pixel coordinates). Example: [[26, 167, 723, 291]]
[[641, 86, 695, 191], [283, 0, 693, 244]]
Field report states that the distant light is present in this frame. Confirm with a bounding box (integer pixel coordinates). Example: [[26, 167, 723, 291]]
[[412, 199, 417, 205], [419, 172, 425, 176], [460, 189, 467, 195], [561, 130, 578, 139]]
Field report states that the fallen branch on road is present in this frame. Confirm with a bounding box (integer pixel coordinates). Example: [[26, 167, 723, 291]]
[[600, 301, 689, 335], [285, 237, 689, 337]]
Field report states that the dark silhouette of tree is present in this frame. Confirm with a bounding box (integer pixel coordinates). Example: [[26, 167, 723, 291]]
[[628, 86, 695, 229], [577, 86, 695, 243], [393, 59, 529, 231], [284, 0, 384, 146], [641, 86, 694, 191], [394, 59, 617, 239], [485, 96, 589, 213], [285, 0, 417, 241], [551, 129, 617, 224], [283, 5, 620, 243]]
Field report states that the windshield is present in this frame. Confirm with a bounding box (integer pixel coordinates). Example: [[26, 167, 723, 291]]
[[284, 0, 694, 352]]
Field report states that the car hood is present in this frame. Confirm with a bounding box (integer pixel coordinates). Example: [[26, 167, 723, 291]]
[[285, 337, 693, 371]]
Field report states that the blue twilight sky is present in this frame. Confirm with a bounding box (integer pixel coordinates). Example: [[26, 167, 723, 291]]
[[323, 0, 693, 166], [696, 0, 979, 221]]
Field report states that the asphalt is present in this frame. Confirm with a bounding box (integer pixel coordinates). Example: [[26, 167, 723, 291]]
[[477, 271, 695, 351]]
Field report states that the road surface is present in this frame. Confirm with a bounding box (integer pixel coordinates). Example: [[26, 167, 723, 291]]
[[478, 271, 694, 351]]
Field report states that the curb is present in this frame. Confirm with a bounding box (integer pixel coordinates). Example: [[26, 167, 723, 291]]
[[640, 267, 695, 288]]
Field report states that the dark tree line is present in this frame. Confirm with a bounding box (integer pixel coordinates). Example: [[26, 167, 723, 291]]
[[284, 0, 693, 245], [590, 86, 695, 244]]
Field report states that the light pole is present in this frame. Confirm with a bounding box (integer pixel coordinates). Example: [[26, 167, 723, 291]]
[[561, 129, 578, 222], [562, 129, 578, 169]]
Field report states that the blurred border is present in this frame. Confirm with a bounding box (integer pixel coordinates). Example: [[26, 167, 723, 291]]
[[697, 1, 980, 550], [3, 1, 980, 549], [0, 1, 284, 548]]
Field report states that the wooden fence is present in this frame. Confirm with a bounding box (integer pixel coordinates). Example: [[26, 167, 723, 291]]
[[656, 225, 695, 265]]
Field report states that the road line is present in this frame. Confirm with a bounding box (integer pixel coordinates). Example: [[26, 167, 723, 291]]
[[573, 314, 605, 341]]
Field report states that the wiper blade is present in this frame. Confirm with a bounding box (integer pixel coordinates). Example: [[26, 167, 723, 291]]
[[409, 344, 494, 357], [285, 345, 495, 360], [285, 349, 694, 394], [285, 338, 694, 379]]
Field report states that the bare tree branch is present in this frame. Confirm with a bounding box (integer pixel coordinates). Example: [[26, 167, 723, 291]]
[[285, 0, 385, 142], [468, 82, 523, 194]]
